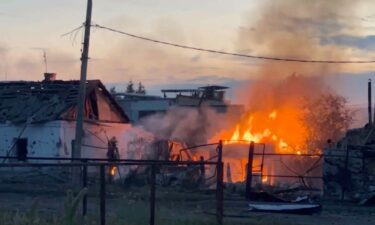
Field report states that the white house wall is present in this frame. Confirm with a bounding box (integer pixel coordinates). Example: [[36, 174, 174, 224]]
[[60, 121, 155, 160], [0, 121, 155, 162], [60, 121, 128, 159], [0, 121, 64, 160], [59, 121, 155, 177]]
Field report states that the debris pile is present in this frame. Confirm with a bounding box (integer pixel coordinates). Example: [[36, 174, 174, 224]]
[[324, 126, 375, 202]]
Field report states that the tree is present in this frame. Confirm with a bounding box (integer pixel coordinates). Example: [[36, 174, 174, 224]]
[[126, 81, 135, 93], [302, 93, 353, 153], [136, 82, 146, 95], [109, 86, 116, 95]]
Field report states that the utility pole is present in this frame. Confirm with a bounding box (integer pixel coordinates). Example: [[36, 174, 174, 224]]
[[368, 79, 372, 125], [43, 50, 48, 73], [73, 0, 93, 159]]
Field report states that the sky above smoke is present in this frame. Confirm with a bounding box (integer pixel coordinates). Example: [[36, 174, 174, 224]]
[[1, 0, 375, 104]]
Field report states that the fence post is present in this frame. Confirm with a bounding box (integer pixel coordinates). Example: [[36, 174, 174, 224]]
[[342, 146, 350, 201], [100, 165, 106, 225], [245, 141, 255, 200], [82, 161, 88, 217], [260, 143, 265, 187], [216, 140, 224, 225], [150, 164, 156, 225], [199, 156, 206, 187]]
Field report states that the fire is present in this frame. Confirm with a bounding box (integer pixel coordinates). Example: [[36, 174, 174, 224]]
[[269, 111, 277, 119], [220, 108, 306, 153], [278, 139, 288, 150], [226, 117, 272, 144], [210, 106, 309, 183], [110, 166, 117, 176], [261, 167, 268, 183], [262, 175, 268, 183]]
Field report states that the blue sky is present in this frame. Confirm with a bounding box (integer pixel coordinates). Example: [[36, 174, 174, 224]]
[[1, 0, 375, 105]]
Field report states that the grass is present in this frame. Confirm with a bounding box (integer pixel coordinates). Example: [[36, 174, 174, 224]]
[[0, 185, 302, 225], [0, 188, 88, 225], [0, 210, 299, 225]]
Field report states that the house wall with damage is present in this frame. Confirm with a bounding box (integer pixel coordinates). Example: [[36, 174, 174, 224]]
[[0, 78, 160, 175], [0, 121, 64, 159], [59, 121, 154, 160], [0, 120, 155, 162]]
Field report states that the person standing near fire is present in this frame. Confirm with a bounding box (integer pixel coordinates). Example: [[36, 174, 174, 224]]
[[107, 137, 119, 179]]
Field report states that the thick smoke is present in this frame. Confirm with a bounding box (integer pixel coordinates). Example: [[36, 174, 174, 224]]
[[227, 0, 365, 186], [234, 0, 367, 109], [138, 106, 234, 146], [126, 1, 368, 187], [138, 0, 363, 147], [237, 0, 364, 79], [244, 75, 328, 113]]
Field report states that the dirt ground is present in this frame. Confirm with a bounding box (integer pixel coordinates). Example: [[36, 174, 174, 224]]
[[0, 185, 374, 225]]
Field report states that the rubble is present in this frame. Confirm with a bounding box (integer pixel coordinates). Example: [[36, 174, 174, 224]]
[[324, 126, 375, 201]]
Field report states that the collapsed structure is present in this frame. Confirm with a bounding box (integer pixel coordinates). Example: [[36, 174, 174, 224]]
[[324, 127, 375, 201]]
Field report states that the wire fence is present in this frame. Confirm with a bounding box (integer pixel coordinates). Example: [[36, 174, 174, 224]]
[[0, 140, 369, 224], [0, 160, 222, 225]]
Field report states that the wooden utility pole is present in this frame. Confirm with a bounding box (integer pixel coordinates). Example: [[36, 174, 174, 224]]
[[73, 0, 93, 159]]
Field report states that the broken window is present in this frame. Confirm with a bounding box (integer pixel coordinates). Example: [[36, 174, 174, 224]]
[[87, 90, 99, 120], [15, 138, 28, 161], [96, 89, 124, 122]]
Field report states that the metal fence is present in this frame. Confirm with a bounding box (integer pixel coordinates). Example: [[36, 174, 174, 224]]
[[1, 140, 372, 224], [0, 158, 223, 225]]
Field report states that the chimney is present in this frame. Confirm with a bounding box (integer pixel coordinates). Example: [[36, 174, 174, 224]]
[[44, 73, 56, 82], [368, 79, 372, 125]]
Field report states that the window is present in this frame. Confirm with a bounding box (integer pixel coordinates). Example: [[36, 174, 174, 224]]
[[15, 138, 28, 161]]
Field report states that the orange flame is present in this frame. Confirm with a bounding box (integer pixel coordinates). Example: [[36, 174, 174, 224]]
[[217, 108, 306, 153], [269, 111, 277, 119], [210, 107, 308, 183], [110, 166, 117, 176]]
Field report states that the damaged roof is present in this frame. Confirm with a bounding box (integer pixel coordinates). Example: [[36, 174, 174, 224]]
[[0, 80, 129, 124]]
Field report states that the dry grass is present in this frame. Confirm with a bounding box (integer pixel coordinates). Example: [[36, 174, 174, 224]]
[[0, 186, 299, 225], [5, 185, 373, 225]]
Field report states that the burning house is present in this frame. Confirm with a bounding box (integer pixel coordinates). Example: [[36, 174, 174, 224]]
[[0, 74, 154, 163], [110, 76, 331, 189], [202, 76, 347, 190]]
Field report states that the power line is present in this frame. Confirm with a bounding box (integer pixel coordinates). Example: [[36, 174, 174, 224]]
[[61, 24, 84, 37], [92, 24, 375, 64]]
